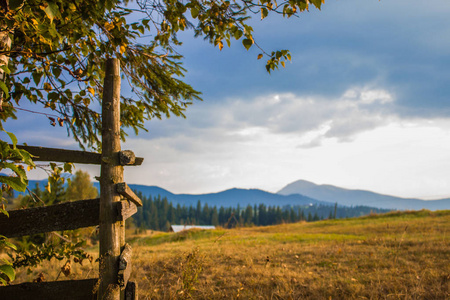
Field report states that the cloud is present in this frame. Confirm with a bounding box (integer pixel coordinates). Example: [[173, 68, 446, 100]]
[[142, 87, 398, 150]]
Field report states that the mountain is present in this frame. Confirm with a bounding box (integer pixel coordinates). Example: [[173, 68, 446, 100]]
[[126, 185, 330, 208], [22, 180, 328, 208], [277, 180, 450, 211]]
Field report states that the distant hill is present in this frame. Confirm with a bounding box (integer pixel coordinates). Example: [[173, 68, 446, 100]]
[[277, 179, 450, 211], [124, 184, 330, 208], [22, 180, 328, 208]]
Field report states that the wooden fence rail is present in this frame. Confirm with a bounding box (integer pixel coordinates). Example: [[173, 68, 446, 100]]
[[10, 145, 143, 166], [0, 278, 137, 300], [0, 198, 138, 238]]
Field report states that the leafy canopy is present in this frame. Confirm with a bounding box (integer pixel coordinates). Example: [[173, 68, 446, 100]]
[[0, 0, 324, 149]]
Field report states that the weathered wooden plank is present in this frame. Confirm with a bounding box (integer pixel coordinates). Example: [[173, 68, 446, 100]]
[[117, 201, 138, 222], [0, 278, 98, 300], [9, 145, 143, 166], [125, 282, 138, 300], [0, 199, 136, 238], [0, 199, 100, 238], [133, 157, 144, 166], [116, 183, 143, 207], [14, 144, 101, 164], [118, 243, 132, 289]]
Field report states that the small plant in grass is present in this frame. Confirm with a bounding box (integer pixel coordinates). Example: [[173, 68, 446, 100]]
[[178, 247, 203, 298]]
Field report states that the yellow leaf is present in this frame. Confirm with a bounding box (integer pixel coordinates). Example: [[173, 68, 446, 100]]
[[87, 87, 95, 96], [43, 82, 52, 92], [218, 41, 223, 51], [257, 54, 263, 60], [104, 22, 115, 31], [120, 45, 126, 54], [281, 61, 285, 68]]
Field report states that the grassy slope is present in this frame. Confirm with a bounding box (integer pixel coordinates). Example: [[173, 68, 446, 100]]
[[10, 210, 449, 299], [131, 210, 449, 299]]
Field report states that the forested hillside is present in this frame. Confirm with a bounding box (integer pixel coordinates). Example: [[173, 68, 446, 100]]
[[131, 192, 390, 231]]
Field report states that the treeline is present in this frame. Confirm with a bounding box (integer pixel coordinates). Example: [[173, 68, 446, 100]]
[[132, 193, 390, 231]]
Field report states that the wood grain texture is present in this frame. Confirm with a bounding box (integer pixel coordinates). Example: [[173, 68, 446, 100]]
[[118, 243, 132, 288], [0, 199, 137, 238], [0, 279, 98, 300], [9, 145, 143, 166], [99, 58, 124, 300], [116, 183, 143, 207], [0, 199, 100, 238], [125, 282, 138, 300]]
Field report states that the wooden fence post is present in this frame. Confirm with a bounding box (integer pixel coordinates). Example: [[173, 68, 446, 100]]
[[99, 58, 124, 300]]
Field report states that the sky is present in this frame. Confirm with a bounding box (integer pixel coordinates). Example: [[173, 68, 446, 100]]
[[4, 0, 450, 199]]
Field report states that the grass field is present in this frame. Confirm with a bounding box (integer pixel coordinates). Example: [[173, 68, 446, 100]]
[[12, 210, 450, 299]]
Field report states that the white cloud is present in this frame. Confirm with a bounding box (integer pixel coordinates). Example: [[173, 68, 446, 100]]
[[187, 87, 397, 146]]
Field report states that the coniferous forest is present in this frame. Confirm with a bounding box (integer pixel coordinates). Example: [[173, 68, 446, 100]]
[[131, 192, 390, 232]]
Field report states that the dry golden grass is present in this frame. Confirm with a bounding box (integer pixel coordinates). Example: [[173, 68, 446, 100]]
[[131, 210, 449, 299], [8, 210, 450, 299]]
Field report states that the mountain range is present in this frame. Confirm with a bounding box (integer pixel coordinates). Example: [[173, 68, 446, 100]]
[[22, 179, 450, 211], [278, 180, 450, 211], [124, 184, 328, 208]]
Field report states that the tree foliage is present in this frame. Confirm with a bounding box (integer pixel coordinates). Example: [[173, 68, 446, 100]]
[[1, 0, 325, 149], [65, 170, 98, 201]]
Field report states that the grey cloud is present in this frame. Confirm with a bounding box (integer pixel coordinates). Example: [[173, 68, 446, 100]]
[[137, 87, 400, 153]]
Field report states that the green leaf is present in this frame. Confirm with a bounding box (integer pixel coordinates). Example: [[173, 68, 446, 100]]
[[0, 65, 10, 75], [191, 8, 199, 19], [242, 39, 253, 50], [2, 240, 17, 251], [44, 2, 60, 22], [0, 176, 27, 192], [32, 72, 43, 86], [261, 8, 269, 20], [234, 29, 243, 40], [6, 131, 17, 147], [52, 66, 61, 78], [0, 264, 15, 282], [63, 162, 73, 173], [309, 0, 323, 9], [0, 82, 9, 99]]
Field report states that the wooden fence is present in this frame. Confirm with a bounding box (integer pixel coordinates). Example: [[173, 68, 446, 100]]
[[0, 59, 142, 300]]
